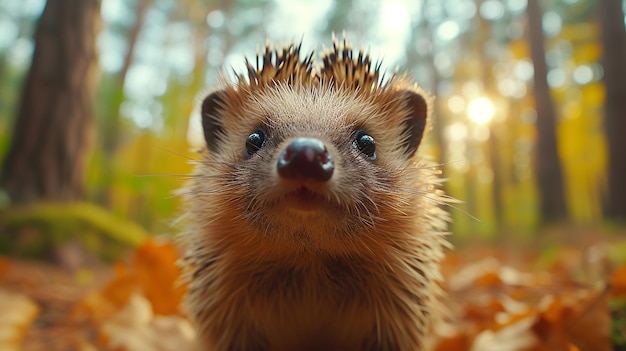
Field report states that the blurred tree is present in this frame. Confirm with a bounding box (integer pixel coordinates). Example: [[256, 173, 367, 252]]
[[97, 0, 151, 207], [0, 4, 49, 162], [526, 0, 568, 223], [598, 0, 626, 222], [475, 0, 504, 228], [413, 0, 446, 167], [0, 0, 101, 204], [322, 0, 354, 36]]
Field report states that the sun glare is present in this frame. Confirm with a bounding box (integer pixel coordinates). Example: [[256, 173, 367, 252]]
[[382, 1, 410, 34], [467, 97, 495, 125]]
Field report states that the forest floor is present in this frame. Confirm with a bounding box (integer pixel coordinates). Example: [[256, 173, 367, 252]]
[[1, 229, 625, 351]]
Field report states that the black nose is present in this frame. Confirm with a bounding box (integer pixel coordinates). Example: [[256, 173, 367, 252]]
[[277, 138, 334, 182]]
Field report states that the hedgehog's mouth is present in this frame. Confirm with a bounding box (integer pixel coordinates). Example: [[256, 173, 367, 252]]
[[282, 186, 330, 212]]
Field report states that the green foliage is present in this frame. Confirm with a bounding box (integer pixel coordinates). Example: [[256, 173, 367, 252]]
[[0, 202, 147, 261], [611, 298, 626, 349], [0, 56, 27, 161]]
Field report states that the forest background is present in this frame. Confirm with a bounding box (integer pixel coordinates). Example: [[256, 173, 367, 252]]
[[0, 0, 626, 350], [1, 0, 626, 239]]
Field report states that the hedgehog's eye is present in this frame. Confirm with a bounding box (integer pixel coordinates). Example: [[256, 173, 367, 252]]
[[353, 130, 376, 160], [245, 128, 267, 157]]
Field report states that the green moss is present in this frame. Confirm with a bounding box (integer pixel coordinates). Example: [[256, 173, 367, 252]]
[[610, 242, 626, 267], [0, 202, 148, 261]]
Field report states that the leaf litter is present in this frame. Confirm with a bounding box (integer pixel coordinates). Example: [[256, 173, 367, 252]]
[[0, 238, 624, 351]]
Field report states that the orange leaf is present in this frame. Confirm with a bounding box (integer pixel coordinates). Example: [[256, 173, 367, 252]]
[[0, 257, 10, 278], [611, 263, 626, 297], [434, 332, 471, 351], [476, 271, 502, 287], [104, 263, 139, 308], [77, 239, 187, 322], [565, 290, 612, 351], [532, 301, 570, 350], [493, 307, 537, 331], [132, 239, 186, 315], [530, 291, 612, 351], [464, 298, 504, 328], [77, 262, 138, 321], [540, 296, 574, 324]]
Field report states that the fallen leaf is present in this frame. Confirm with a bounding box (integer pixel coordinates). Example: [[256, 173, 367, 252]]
[[78, 239, 187, 321], [463, 298, 504, 329], [565, 289, 612, 351], [530, 290, 612, 351], [132, 239, 186, 315], [470, 316, 539, 351], [101, 293, 195, 351], [0, 257, 10, 278], [0, 289, 40, 351], [611, 262, 626, 297], [434, 332, 471, 351]]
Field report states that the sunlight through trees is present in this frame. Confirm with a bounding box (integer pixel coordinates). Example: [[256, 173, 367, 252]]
[[0, 0, 624, 235]]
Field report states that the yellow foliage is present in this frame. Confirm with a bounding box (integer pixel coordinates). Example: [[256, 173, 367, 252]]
[[557, 106, 607, 222], [560, 23, 598, 43], [510, 39, 529, 60], [581, 83, 605, 107], [575, 43, 602, 63]]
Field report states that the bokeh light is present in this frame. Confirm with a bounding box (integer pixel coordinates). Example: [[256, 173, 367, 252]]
[[468, 97, 496, 125]]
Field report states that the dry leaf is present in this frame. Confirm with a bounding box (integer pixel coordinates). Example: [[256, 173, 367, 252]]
[[611, 263, 626, 297], [565, 290, 612, 351], [0, 289, 40, 351], [447, 258, 502, 291], [530, 291, 612, 351], [101, 293, 195, 351], [132, 239, 186, 315], [470, 316, 539, 351], [78, 239, 186, 322], [0, 258, 10, 278], [463, 298, 504, 329], [434, 332, 471, 351]]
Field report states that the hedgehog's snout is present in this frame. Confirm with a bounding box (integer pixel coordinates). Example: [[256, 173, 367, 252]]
[[277, 138, 334, 182]]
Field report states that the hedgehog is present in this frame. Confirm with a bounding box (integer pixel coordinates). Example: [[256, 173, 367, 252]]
[[178, 36, 450, 351]]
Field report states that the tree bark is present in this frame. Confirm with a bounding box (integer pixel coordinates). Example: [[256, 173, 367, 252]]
[[598, 1, 626, 222], [0, 0, 101, 204], [526, 0, 568, 223]]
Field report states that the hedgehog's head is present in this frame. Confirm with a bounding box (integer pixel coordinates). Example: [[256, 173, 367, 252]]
[[194, 37, 432, 256]]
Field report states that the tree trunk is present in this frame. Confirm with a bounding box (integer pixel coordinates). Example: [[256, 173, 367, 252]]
[[0, 0, 101, 205], [526, 0, 568, 223], [598, 1, 626, 222]]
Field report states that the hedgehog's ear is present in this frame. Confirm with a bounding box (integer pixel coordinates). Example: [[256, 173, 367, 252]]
[[399, 90, 428, 157], [201, 90, 226, 151]]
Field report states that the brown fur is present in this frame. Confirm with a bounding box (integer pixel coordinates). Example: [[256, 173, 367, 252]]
[[178, 36, 450, 351]]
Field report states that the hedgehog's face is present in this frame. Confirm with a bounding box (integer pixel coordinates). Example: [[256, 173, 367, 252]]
[[198, 83, 428, 253]]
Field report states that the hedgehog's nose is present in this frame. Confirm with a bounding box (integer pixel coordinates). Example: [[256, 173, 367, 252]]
[[277, 138, 334, 182]]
